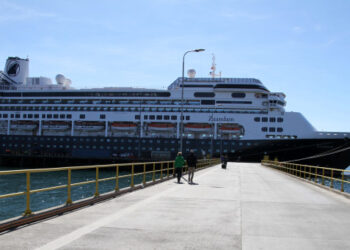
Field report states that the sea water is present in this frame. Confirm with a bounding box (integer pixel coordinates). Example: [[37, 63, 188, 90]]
[[0, 165, 159, 221]]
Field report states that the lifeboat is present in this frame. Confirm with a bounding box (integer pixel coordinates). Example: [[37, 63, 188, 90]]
[[219, 124, 243, 134], [111, 122, 137, 131], [184, 123, 212, 133], [42, 121, 71, 131], [74, 121, 105, 131], [148, 123, 175, 132], [10, 120, 38, 131]]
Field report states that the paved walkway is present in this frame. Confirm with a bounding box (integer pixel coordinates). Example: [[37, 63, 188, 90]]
[[1, 163, 350, 250]]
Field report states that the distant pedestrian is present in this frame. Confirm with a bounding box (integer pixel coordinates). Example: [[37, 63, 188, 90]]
[[174, 152, 185, 183], [186, 150, 197, 184]]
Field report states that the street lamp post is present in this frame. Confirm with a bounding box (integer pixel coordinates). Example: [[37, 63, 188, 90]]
[[179, 49, 205, 153]]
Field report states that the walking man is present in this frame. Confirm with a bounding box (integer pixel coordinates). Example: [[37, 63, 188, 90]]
[[186, 149, 197, 184], [174, 152, 185, 183]]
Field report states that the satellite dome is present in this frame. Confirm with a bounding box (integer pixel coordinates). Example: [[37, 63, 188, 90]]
[[187, 69, 196, 78], [55, 74, 66, 85]]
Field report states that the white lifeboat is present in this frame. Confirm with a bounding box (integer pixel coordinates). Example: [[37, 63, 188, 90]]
[[111, 122, 137, 131], [184, 123, 212, 133], [148, 123, 176, 132], [10, 120, 38, 131], [75, 121, 105, 131], [42, 121, 71, 131]]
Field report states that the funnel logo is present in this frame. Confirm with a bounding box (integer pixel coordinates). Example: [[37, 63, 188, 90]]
[[6, 61, 20, 77]]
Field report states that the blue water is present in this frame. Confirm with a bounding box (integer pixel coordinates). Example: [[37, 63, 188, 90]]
[[0, 166, 163, 221]]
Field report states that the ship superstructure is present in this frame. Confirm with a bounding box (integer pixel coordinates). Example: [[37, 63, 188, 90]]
[[0, 57, 349, 167]]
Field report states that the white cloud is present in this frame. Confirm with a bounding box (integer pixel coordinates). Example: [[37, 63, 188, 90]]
[[0, 1, 55, 23]]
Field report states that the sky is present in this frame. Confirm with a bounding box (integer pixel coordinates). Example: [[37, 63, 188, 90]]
[[0, 0, 349, 132]]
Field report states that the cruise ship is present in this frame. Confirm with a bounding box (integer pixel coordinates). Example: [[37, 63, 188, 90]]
[[0, 56, 349, 168]]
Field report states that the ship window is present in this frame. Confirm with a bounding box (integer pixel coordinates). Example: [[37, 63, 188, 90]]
[[164, 115, 170, 120], [28, 114, 33, 118], [15, 114, 20, 118], [171, 115, 177, 120], [232, 92, 246, 98], [47, 114, 52, 118], [144, 115, 148, 120], [10, 114, 14, 118], [277, 117, 283, 122], [261, 127, 267, 132], [270, 117, 276, 122], [201, 100, 215, 105], [60, 114, 65, 119], [156, 115, 162, 120], [67, 114, 72, 119], [186, 116, 190, 120], [269, 127, 276, 132], [34, 114, 39, 118], [277, 127, 283, 132], [80, 114, 85, 119], [135, 115, 140, 120], [254, 117, 260, 122], [262, 117, 268, 122], [100, 114, 106, 119], [194, 92, 215, 98], [3, 114, 7, 118], [53, 114, 58, 119], [149, 115, 155, 120]]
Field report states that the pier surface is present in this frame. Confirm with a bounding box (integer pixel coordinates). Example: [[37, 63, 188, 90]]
[[1, 163, 350, 250]]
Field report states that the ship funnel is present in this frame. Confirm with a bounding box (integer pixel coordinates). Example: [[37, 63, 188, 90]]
[[56, 74, 71, 87], [187, 69, 196, 78], [4, 57, 29, 85]]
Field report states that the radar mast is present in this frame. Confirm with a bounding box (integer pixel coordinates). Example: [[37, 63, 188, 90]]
[[209, 54, 221, 78]]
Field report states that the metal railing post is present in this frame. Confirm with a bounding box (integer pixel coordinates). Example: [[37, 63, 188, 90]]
[[24, 171, 32, 216], [330, 169, 334, 188], [66, 168, 72, 205], [167, 162, 169, 179], [131, 164, 134, 188], [115, 165, 119, 191], [308, 166, 311, 180], [341, 171, 345, 192], [160, 162, 163, 180], [152, 163, 155, 182], [94, 167, 99, 197], [322, 168, 325, 185], [314, 167, 318, 184], [303, 165, 306, 179], [143, 163, 146, 185]]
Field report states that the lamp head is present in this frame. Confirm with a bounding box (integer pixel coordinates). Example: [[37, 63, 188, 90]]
[[193, 49, 205, 52]]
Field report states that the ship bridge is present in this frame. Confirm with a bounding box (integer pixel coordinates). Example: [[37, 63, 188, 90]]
[[167, 77, 269, 92]]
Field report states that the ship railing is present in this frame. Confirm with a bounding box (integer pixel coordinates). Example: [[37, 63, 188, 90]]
[[0, 158, 220, 230], [261, 159, 350, 193]]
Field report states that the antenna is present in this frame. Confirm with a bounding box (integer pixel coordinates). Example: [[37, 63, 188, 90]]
[[209, 54, 221, 78]]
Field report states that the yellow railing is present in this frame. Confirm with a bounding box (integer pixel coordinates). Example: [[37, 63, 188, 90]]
[[0, 159, 219, 218], [261, 160, 350, 193]]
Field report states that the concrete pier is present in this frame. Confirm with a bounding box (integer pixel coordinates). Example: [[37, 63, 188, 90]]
[[1, 163, 350, 249]]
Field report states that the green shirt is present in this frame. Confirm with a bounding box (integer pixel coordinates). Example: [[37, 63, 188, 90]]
[[174, 155, 185, 168]]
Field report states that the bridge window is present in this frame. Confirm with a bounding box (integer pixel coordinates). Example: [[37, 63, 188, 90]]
[[277, 127, 283, 132], [262, 117, 268, 122], [232, 92, 246, 98], [269, 127, 276, 132], [270, 117, 276, 122], [254, 117, 260, 122], [277, 117, 283, 122], [261, 127, 267, 132], [194, 92, 215, 98]]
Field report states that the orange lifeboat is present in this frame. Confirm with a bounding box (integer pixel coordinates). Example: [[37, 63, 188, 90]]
[[219, 124, 243, 134], [42, 121, 71, 131], [148, 123, 175, 132], [75, 121, 105, 131], [10, 120, 38, 131], [111, 122, 137, 131], [184, 123, 212, 132]]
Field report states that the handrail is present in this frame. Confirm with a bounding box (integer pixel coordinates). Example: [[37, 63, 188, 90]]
[[0, 158, 220, 220], [261, 160, 350, 193]]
